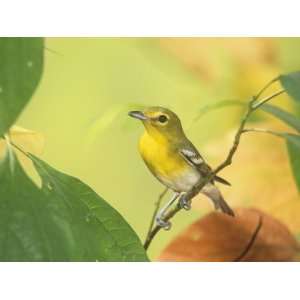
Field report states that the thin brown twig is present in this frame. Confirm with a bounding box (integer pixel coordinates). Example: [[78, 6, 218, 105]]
[[144, 201, 182, 250], [144, 188, 168, 247], [254, 76, 279, 101], [234, 214, 263, 262], [252, 89, 285, 110], [242, 128, 286, 137], [144, 78, 284, 251]]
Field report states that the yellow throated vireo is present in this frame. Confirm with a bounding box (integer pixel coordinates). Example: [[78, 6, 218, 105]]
[[129, 106, 234, 230]]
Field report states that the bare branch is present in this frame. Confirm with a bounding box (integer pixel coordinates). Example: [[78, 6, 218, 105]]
[[144, 78, 285, 251], [144, 188, 168, 248], [144, 201, 182, 250], [213, 89, 285, 174]]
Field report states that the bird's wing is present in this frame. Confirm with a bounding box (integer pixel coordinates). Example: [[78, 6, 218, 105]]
[[179, 143, 231, 186], [179, 145, 211, 177]]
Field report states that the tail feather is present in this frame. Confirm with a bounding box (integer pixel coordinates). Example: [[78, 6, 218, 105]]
[[218, 195, 235, 217], [215, 175, 231, 186], [201, 184, 235, 217]]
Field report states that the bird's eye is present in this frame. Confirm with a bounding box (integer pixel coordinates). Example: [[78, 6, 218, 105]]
[[158, 115, 168, 123]]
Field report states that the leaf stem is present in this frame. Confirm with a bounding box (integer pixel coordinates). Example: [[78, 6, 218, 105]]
[[254, 76, 279, 101], [252, 89, 285, 110], [8, 140, 30, 157], [242, 127, 286, 138], [234, 214, 263, 262]]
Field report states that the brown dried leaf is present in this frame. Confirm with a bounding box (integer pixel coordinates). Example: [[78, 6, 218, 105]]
[[158, 208, 300, 262]]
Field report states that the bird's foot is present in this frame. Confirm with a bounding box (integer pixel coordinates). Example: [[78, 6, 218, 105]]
[[179, 195, 191, 211], [155, 215, 172, 230]]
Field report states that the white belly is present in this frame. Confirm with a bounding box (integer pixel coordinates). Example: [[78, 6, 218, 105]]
[[157, 168, 201, 192]]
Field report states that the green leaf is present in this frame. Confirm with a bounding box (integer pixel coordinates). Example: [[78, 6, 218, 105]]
[[258, 101, 300, 192], [0, 151, 62, 261], [283, 133, 300, 148], [85, 102, 145, 149], [280, 71, 300, 102], [193, 99, 244, 123], [0, 150, 148, 261], [283, 134, 300, 192], [261, 103, 300, 133], [0, 38, 44, 136]]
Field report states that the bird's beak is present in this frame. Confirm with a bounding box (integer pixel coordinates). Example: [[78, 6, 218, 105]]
[[128, 111, 148, 120]]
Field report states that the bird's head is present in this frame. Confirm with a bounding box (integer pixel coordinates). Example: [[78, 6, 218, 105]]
[[128, 106, 184, 139]]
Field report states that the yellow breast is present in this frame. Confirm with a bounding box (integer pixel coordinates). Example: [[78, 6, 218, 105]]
[[139, 131, 188, 180], [138, 131, 201, 192]]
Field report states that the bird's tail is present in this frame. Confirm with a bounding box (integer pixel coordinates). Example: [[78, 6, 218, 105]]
[[201, 184, 235, 217], [218, 194, 235, 217]]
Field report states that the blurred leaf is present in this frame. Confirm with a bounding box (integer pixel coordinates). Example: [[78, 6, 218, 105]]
[[8, 125, 44, 155], [158, 208, 299, 262], [261, 104, 300, 133], [272, 133, 300, 193], [0, 126, 45, 160], [160, 38, 276, 85], [257, 99, 300, 193], [255, 102, 300, 192], [285, 135, 300, 192], [283, 133, 300, 148], [193, 99, 244, 123], [0, 38, 44, 136], [85, 103, 145, 149], [0, 150, 148, 261], [280, 71, 300, 102]]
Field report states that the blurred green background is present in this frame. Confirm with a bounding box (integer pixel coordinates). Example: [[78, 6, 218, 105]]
[[15, 38, 300, 259]]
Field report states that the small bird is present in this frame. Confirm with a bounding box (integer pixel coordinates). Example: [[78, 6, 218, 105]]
[[129, 107, 234, 229]]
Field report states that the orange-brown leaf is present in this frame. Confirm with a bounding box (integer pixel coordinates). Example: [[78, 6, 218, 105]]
[[158, 208, 299, 262]]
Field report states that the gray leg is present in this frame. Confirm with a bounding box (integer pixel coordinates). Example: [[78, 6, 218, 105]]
[[156, 192, 180, 230], [179, 193, 192, 210]]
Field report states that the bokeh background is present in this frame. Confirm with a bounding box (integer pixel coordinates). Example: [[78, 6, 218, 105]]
[[15, 38, 300, 259]]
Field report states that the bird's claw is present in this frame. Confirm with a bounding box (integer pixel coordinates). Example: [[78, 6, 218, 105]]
[[179, 195, 191, 210], [156, 216, 172, 230]]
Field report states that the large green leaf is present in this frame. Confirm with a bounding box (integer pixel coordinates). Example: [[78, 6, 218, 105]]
[[0, 38, 44, 136], [283, 134, 300, 192], [0, 150, 148, 261], [280, 71, 300, 102], [286, 139, 300, 192], [261, 103, 300, 133], [260, 73, 300, 192]]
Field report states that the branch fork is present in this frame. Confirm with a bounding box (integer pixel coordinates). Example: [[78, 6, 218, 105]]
[[144, 77, 285, 251]]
